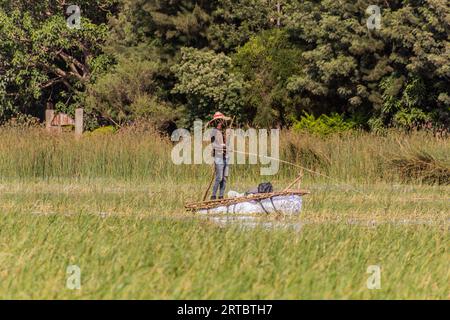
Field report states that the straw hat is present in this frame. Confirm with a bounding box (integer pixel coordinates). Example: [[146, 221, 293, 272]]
[[206, 112, 231, 127]]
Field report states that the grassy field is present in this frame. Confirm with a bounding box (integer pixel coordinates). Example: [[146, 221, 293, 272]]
[[0, 129, 448, 299]]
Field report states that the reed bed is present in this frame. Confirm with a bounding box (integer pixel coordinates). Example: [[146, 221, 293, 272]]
[[0, 127, 448, 299], [0, 128, 447, 185], [0, 204, 447, 299]]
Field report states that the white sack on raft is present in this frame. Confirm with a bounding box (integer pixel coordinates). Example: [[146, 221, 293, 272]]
[[197, 195, 303, 215]]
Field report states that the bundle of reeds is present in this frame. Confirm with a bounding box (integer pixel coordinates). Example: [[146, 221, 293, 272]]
[[390, 149, 450, 185], [185, 189, 310, 211]]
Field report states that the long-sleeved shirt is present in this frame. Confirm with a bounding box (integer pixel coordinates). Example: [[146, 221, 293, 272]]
[[210, 128, 228, 159]]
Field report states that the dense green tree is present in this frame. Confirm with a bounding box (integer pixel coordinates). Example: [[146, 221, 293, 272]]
[[0, 0, 117, 122], [284, 0, 449, 129], [95, 0, 217, 128], [107, 0, 216, 54], [171, 47, 245, 124], [207, 0, 275, 52], [233, 29, 302, 127], [85, 51, 179, 128], [1, 0, 448, 130]]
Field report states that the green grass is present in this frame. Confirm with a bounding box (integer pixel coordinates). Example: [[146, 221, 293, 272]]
[[0, 129, 448, 299], [0, 179, 448, 299], [0, 214, 447, 299], [0, 128, 448, 184]]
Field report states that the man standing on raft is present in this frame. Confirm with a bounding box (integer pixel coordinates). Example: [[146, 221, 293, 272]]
[[208, 112, 232, 200]]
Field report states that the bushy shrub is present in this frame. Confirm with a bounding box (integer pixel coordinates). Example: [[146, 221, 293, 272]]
[[3, 113, 40, 128], [91, 126, 117, 135], [292, 112, 356, 136], [85, 54, 179, 129]]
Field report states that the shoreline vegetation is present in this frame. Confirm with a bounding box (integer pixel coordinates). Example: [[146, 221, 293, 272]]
[[0, 127, 447, 185], [0, 128, 448, 299], [1, 1, 449, 133], [0, 178, 448, 299], [0, 0, 449, 300]]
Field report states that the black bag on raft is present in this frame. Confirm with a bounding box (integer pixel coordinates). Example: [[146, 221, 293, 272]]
[[257, 182, 273, 193]]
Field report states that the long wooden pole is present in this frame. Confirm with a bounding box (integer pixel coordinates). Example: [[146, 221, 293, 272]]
[[283, 170, 304, 192], [202, 164, 216, 201]]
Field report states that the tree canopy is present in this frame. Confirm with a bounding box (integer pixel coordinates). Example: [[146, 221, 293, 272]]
[[0, 0, 448, 130]]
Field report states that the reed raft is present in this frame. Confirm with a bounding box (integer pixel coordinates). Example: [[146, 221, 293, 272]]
[[185, 189, 310, 211]]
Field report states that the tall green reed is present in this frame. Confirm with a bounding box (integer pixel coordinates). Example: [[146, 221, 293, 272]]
[[0, 127, 447, 184]]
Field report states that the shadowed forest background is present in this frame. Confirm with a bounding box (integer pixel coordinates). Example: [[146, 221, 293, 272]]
[[0, 0, 449, 133], [0, 1, 448, 300]]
